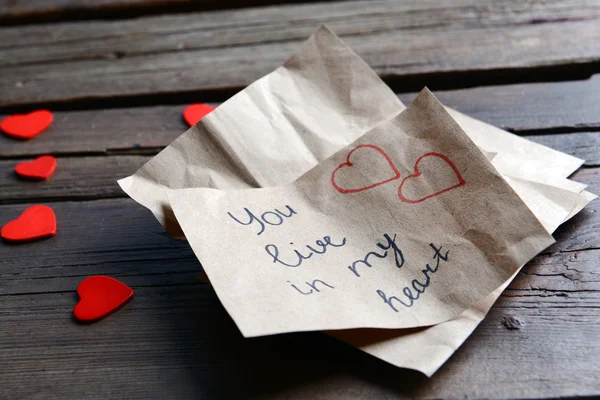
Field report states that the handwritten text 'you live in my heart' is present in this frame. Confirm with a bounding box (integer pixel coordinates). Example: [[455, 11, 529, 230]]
[[227, 202, 452, 313]]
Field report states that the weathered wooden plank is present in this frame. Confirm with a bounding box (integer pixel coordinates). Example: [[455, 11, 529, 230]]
[[551, 168, 600, 253], [1, 78, 599, 158], [0, 276, 599, 398], [525, 132, 600, 166], [398, 75, 600, 133], [0, 0, 599, 107], [2, 0, 596, 64]]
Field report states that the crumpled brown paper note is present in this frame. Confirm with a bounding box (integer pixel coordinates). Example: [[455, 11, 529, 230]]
[[119, 26, 594, 375], [167, 89, 554, 337]]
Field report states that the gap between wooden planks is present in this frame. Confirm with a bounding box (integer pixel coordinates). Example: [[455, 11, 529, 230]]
[[0, 0, 599, 107]]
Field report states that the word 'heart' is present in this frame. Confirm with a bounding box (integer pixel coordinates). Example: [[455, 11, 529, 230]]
[[1, 205, 56, 242], [74, 276, 134, 322], [183, 103, 215, 127], [398, 152, 465, 203], [331, 144, 401, 194], [15, 155, 57, 180], [1, 110, 53, 140]]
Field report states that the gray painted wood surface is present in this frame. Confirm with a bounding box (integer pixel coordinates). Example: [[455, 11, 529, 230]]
[[1, 0, 599, 398], [0, 0, 599, 106]]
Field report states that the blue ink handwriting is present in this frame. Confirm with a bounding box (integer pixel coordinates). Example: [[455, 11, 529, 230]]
[[347, 233, 405, 277], [376, 243, 449, 310], [265, 235, 347, 268], [227, 205, 297, 235], [288, 279, 335, 295]]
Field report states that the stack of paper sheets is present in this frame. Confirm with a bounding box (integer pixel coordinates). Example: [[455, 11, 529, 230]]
[[119, 26, 595, 376]]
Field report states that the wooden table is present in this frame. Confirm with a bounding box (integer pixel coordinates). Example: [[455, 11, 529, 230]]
[[1, 1, 599, 398]]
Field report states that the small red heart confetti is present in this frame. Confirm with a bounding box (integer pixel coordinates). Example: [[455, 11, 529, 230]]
[[15, 155, 57, 180], [1, 110, 53, 140], [183, 103, 215, 127], [74, 276, 134, 322], [1, 205, 57, 242]]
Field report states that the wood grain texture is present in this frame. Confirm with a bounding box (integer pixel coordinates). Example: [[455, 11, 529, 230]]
[[0, 0, 599, 106], [2, 0, 596, 64], [398, 75, 600, 133], [526, 132, 600, 166], [1, 77, 599, 158]]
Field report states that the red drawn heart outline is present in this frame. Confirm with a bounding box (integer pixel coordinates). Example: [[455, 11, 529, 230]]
[[398, 152, 466, 204], [331, 144, 401, 194]]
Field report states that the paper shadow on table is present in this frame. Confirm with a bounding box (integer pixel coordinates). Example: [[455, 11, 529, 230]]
[[157, 281, 428, 398]]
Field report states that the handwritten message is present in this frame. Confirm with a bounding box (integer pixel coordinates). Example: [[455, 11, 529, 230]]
[[227, 195, 450, 315]]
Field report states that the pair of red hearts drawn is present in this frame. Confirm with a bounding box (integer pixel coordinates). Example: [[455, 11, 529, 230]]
[[331, 144, 466, 203]]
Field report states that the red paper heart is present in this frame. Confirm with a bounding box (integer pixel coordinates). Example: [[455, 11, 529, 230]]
[[74, 276, 134, 322], [1, 110, 53, 140], [331, 144, 401, 194], [15, 155, 57, 180], [183, 103, 215, 127], [398, 152, 465, 204], [1, 205, 57, 242]]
